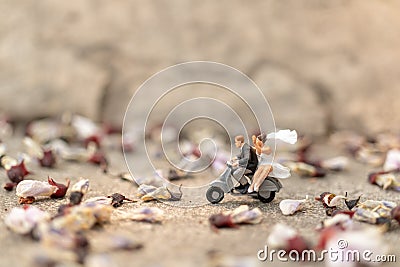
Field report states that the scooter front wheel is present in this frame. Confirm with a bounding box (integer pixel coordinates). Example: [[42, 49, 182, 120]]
[[206, 186, 224, 204]]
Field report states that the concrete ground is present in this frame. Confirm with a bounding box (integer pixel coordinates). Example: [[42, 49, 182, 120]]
[[0, 136, 399, 267]]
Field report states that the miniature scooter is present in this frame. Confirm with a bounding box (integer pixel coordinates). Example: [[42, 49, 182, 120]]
[[206, 129, 297, 204], [206, 161, 283, 204]]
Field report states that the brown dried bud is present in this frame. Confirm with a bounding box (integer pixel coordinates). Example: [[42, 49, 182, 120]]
[[209, 214, 236, 229], [3, 182, 16, 191], [39, 150, 56, 168], [391, 206, 400, 224], [48, 177, 70, 199], [107, 193, 130, 208], [69, 192, 84, 206], [7, 160, 30, 183]]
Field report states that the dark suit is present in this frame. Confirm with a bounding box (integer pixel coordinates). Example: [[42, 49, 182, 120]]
[[237, 143, 258, 174]]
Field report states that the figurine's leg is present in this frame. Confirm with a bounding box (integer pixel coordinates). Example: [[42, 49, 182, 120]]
[[254, 165, 273, 192], [248, 180, 255, 193]]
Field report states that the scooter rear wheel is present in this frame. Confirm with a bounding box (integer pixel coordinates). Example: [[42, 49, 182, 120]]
[[206, 186, 224, 204], [258, 190, 275, 203]]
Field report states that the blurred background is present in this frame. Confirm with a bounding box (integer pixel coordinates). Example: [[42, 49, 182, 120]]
[[1, 0, 399, 136]]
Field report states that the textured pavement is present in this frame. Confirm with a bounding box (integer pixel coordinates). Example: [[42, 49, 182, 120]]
[[0, 136, 399, 267]]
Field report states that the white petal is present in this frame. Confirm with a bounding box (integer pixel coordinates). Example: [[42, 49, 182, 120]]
[[16, 180, 57, 197], [279, 199, 307, 215]]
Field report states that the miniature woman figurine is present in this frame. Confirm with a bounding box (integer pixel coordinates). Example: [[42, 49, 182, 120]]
[[248, 134, 272, 193], [248, 133, 291, 193]]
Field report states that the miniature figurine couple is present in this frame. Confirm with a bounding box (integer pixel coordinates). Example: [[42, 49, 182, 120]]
[[230, 133, 291, 194]]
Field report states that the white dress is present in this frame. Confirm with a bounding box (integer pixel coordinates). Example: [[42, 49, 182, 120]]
[[258, 153, 291, 179]]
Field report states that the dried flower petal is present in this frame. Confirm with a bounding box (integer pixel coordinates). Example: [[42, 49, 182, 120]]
[[107, 193, 132, 207], [37, 225, 90, 264], [368, 171, 400, 191], [16, 180, 57, 198], [279, 197, 309, 215], [209, 214, 236, 229], [344, 193, 361, 210], [136, 184, 157, 197], [23, 137, 44, 159], [315, 192, 347, 208], [209, 205, 262, 229], [39, 149, 56, 168], [3, 182, 16, 191], [267, 223, 309, 253], [69, 179, 89, 205], [354, 200, 395, 225], [316, 213, 353, 231], [320, 156, 349, 171], [229, 205, 263, 224], [51, 203, 113, 232], [390, 205, 400, 224], [48, 176, 70, 198], [285, 161, 326, 177], [71, 179, 89, 194], [166, 184, 183, 201], [7, 160, 30, 183], [141, 187, 171, 201], [118, 207, 164, 223], [1, 155, 17, 170], [88, 150, 108, 167], [4, 206, 50, 234], [383, 148, 400, 171]]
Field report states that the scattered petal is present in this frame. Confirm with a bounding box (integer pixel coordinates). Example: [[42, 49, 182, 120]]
[[279, 197, 309, 215], [107, 193, 133, 207], [320, 156, 349, 171], [118, 207, 164, 223], [285, 161, 326, 177], [3, 182, 16, 191], [141, 187, 171, 202], [315, 192, 347, 208], [4, 206, 50, 234], [69, 179, 90, 205], [390, 205, 400, 224], [209, 205, 262, 229], [0, 155, 17, 170], [368, 171, 400, 191], [71, 179, 89, 194], [48, 176, 70, 198], [7, 160, 30, 183], [228, 205, 263, 224], [39, 149, 56, 168], [16, 180, 57, 198], [209, 214, 236, 229], [383, 148, 400, 171], [354, 200, 395, 225], [267, 223, 309, 253], [344, 193, 361, 210], [51, 203, 113, 232], [316, 213, 353, 231]]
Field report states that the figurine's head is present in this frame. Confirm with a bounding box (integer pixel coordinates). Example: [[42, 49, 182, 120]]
[[234, 135, 244, 148]]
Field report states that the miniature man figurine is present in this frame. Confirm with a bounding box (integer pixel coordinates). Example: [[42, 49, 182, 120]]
[[231, 135, 258, 193]]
